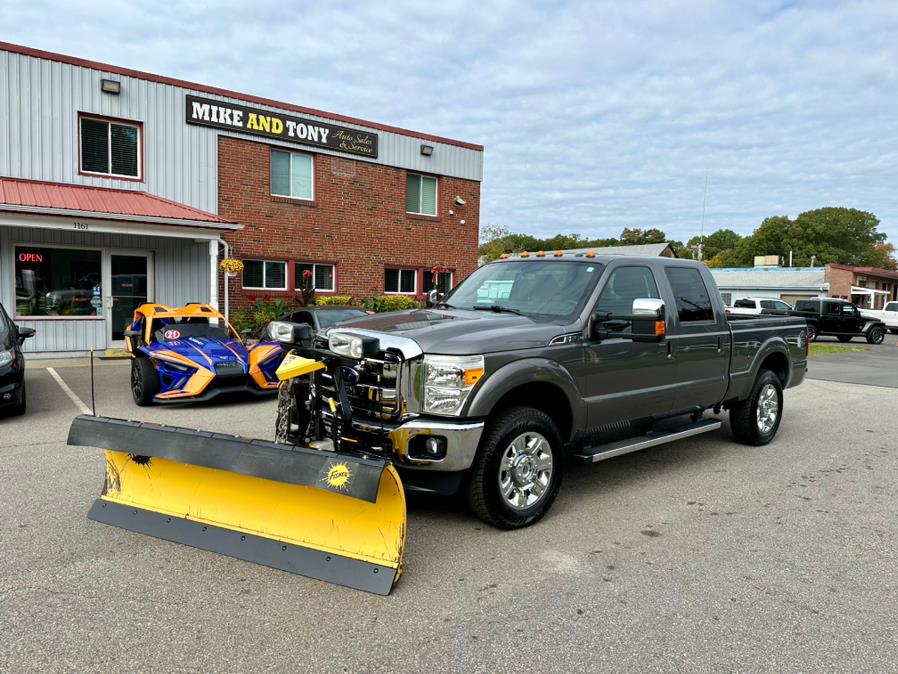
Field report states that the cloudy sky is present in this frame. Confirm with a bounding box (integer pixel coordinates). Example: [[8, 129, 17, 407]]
[[4, 1, 897, 243]]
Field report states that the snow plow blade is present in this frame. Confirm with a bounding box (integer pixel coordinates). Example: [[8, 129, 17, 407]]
[[67, 415, 405, 595]]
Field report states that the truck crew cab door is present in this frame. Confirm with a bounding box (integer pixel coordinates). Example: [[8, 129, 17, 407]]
[[839, 303, 862, 333], [661, 266, 730, 410], [581, 264, 679, 426], [820, 301, 842, 332]]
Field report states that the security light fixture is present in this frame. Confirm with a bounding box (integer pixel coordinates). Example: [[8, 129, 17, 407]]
[[101, 79, 121, 95], [454, 196, 466, 206], [420, 144, 434, 156]]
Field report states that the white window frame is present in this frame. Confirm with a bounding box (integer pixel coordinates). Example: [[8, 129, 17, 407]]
[[406, 173, 438, 216], [294, 262, 336, 292], [385, 267, 418, 295], [79, 115, 142, 179], [270, 149, 315, 201], [242, 259, 288, 291]]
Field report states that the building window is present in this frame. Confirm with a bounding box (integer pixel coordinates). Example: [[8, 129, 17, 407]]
[[243, 260, 287, 290], [857, 276, 867, 287], [406, 173, 437, 216], [664, 267, 714, 322], [385, 268, 417, 294], [80, 115, 140, 178], [423, 268, 454, 294], [14, 246, 102, 316], [295, 262, 335, 292], [271, 150, 314, 200]]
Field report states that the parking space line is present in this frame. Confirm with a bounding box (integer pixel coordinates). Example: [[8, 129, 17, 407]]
[[46, 367, 93, 415]]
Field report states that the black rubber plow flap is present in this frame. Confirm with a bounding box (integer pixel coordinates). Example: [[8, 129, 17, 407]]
[[68, 415, 406, 595]]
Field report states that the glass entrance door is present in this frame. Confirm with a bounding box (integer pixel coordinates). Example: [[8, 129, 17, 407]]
[[106, 252, 152, 345]]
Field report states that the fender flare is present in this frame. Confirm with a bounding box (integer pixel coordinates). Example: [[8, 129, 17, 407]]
[[463, 358, 585, 440], [748, 338, 792, 384]]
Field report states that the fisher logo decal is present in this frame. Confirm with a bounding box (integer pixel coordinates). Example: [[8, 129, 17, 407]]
[[163, 329, 181, 340], [324, 463, 353, 490]]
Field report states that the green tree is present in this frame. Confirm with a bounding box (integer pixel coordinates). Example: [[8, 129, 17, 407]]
[[619, 227, 667, 245], [685, 228, 743, 260]]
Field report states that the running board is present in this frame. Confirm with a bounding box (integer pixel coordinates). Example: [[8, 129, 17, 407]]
[[573, 418, 722, 463]]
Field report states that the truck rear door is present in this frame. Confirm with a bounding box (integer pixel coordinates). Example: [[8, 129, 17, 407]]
[[660, 265, 730, 410]]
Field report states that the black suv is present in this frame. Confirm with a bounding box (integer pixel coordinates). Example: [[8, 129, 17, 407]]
[[791, 298, 886, 344], [0, 303, 35, 415]]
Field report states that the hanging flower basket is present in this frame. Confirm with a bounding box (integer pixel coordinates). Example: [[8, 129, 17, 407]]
[[219, 258, 244, 276]]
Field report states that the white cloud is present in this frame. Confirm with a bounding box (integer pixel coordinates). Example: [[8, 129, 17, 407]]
[[4, 0, 897, 242]]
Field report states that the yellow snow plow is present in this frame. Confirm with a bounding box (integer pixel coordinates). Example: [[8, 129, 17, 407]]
[[68, 323, 407, 595]]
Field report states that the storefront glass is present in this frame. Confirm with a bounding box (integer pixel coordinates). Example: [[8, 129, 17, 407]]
[[14, 246, 102, 317]]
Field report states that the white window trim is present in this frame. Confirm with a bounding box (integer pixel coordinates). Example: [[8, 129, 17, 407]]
[[271, 149, 315, 201], [406, 173, 438, 216], [242, 259, 288, 291], [385, 267, 418, 295], [79, 115, 142, 180], [294, 262, 336, 293]]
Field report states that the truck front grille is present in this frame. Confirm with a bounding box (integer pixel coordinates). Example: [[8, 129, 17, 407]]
[[320, 353, 403, 420]]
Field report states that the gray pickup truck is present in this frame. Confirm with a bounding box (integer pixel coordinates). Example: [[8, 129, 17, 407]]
[[319, 254, 808, 528]]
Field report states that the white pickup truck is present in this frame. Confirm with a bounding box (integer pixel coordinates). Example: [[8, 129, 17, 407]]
[[862, 301, 898, 333], [725, 297, 793, 316]]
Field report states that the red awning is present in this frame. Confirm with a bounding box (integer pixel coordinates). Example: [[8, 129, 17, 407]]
[[0, 178, 240, 230]]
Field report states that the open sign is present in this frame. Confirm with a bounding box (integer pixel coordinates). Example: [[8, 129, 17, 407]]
[[163, 329, 181, 340], [18, 252, 43, 263]]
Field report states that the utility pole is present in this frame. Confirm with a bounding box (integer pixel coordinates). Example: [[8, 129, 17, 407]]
[[698, 175, 708, 261]]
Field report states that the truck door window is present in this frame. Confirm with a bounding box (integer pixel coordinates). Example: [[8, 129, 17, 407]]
[[841, 305, 857, 316], [734, 299, 755, 308], [824, 303, 840, 315], [664, 267, 714, 322], [595, 266, 659, 332]]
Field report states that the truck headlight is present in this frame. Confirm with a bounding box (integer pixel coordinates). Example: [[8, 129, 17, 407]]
[[422, 355, 484, 416]]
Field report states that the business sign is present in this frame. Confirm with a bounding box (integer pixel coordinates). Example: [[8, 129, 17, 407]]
[[185, 95, 378, 158]]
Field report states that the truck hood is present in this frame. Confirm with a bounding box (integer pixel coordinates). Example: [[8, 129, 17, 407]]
[[334, 308, 576, 355]]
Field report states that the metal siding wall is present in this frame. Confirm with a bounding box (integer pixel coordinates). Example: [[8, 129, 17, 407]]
[[1, 226, 209, 354], [1, 49, 483, 215]]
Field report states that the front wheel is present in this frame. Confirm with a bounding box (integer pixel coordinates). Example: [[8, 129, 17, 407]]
[[466, 406, 563, 529], [729, 370, 784, 446], [866, 327, 885, 345], [131, 358, 160, 406]]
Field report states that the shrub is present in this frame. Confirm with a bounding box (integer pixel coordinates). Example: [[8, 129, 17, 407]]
[[315, 295, 355, 306], [359, 295, 423, 313]]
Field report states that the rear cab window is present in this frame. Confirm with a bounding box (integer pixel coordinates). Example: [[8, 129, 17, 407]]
[[664, 267, 715, 322]]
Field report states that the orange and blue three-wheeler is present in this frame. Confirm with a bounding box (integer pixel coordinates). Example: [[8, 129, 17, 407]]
[[123, 303, 283, 406]]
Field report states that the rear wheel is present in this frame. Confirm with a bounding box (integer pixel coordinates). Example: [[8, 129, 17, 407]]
[[729, 370, 783, 446], [131, 358, 160, 406], [837, 335, 852, 343], [866, 327, 885, 345], [806, 324, 818, 342], [466, 406, 563, 529]]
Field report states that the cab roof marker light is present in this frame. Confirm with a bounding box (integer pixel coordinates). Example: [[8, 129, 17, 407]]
[[585, 250, 597, 258], [537, 251, 545, 257], [554, 251, 564, 257], [520, 251, 530, 258]]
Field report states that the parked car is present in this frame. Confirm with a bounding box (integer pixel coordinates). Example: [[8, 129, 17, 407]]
[[863, 300, 898, 334], [790, 298, 887, 344], [124, 303, 284, 405], [725, 297, 793, 316], [0, 302, 36, 415], [265, 305, 370, 338]]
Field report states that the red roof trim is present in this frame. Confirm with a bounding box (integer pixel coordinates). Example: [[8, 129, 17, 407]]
[[0, 41, 484, 152], [827, 262, 898, 278], [0, 177, 236, 224]]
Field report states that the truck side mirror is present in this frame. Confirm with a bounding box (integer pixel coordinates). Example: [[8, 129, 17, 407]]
[[16, 327, 36, 346], [426, 289, 444, 307], [590, 298, 666, 343]]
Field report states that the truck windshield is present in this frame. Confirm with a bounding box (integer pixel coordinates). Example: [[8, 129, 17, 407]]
[[443, 260, 604, 319]]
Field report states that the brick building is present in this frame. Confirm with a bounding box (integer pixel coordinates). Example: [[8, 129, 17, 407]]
[[0, 42, 483, 356], [825, 263, 898, 308]]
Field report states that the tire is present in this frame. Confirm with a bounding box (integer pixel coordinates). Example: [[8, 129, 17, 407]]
[[729, 370, 784, 446], [866, 327, 885, 345], [466, 406, 563, 529], [889, 328, 898, 335], [131, 358, 160, 406], [837, 335, 852, 343], [806, 324, 818, 342], [10, 383, 26, 416]]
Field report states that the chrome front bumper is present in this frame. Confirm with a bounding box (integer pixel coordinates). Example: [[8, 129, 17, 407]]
[[351, 416, 485, 472]]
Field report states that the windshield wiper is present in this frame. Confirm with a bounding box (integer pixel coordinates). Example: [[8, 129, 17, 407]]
[[472, 305, 525, 316]]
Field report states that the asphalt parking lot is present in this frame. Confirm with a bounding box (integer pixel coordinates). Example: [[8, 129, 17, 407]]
[[2, 354, 896, 673]]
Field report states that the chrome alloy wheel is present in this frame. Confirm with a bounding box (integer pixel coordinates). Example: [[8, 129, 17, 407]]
[[756, 383, 779, 434], [498, 432, 554, 510]]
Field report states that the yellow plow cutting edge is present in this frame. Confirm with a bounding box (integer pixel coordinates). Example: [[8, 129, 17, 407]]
[[68, 416, 405, 595]]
